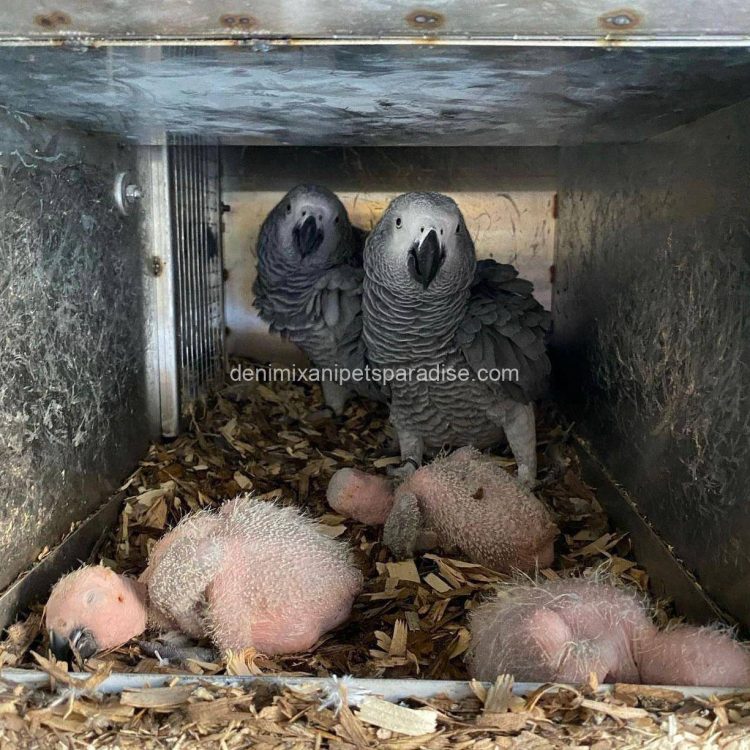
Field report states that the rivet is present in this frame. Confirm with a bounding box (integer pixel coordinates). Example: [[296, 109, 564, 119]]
[[405, 9, 445, 29], [34, 11, 71, 29], [599, 8, 641, 31], [220, 13, 256, 29]]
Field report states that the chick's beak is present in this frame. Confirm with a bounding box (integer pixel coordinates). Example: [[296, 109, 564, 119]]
[[49, 630, 71, 661], [49, 627, 98, 662], [408, 228, 445, 289], [293, 214, 324, 257]]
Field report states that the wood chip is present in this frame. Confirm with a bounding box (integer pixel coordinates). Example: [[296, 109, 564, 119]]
[[386, 560, 421, 583], [233, 472, 253, 489], [423, 573, 451, 593], [389, 620, 408, 657], [613, 683, 685, 704], [120, 686, 196, 709], [579, 698, 650, 721], [357, 696, 437, 736]]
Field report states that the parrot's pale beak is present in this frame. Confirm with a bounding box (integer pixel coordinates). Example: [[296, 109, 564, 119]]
[[49, 627, 98, 662], [293, 214, 324, 257], [408, 229, 445, 289]]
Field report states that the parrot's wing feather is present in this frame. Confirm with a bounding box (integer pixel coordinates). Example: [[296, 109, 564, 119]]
[[252, 217, 278, 323], [306, 265, 367, 370], [456, 259, 551, 403]]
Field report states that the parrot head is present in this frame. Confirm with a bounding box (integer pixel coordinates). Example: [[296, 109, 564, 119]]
[[365, 192, 476, 293], [45, 565, 148, 662], [266, 184, 354, 269]]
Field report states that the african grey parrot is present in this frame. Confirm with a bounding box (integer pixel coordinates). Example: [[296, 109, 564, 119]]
[[362, 192, 551, 484], [253, 184, 380, 413]]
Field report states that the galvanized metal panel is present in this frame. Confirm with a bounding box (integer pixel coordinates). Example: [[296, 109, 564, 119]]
[[3, 1, 750, 42], [0, 119, 150, 592], [553, 99, 750, 627], [2, 45, 750, 147]]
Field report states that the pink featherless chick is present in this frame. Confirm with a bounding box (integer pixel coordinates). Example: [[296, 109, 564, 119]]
[[46, 494, 363, 659], [469, 578, 750, 687], [143, 495, 363, 654], [328, 447, 558, 573]]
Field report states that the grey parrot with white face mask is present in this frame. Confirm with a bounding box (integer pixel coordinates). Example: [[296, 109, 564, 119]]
[[254, 184, 380, 413], [362, 192, 550, 484]]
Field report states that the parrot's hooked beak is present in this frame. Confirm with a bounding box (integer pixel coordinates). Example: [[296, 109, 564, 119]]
[[408, 228, 445, 289], [293, 214, 324, 257], [49, 627, 98, 662]]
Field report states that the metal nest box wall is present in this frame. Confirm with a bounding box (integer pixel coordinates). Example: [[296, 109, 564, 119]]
[[0, 0, 749, 672]]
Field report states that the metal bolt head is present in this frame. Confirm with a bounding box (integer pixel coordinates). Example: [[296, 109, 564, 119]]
[[599, 9, 640, 30], [606, 14, 633, 25], [405, 9, 445, 29], [125, 184, 143, 201], [114, 171, 142, 216]]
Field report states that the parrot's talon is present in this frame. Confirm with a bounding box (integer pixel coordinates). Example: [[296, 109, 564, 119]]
[[387, 461, 417, 480]]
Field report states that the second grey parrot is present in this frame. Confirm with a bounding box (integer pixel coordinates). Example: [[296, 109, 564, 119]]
[[254, 184, 380, 413], [362, 192, 550, 484]]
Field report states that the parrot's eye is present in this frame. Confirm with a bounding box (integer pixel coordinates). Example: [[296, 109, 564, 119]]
[[286, 204, 291, 213], [395, 217, 402, 228]]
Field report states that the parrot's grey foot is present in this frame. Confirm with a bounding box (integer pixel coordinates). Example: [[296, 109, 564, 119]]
[[500, 401, 538, 486], [383, 491, 423, 560], [516, 464, 535, 489], [385, 433, 400, 454], [389, 431, 423, 480], [321, 380, 351, 417], [387, 460, 418, 480], [138, 639, 218, 665]]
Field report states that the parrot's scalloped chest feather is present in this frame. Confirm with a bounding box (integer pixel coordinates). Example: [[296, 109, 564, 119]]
[[388, 359, 508, 448], [362, 279, 507, 449]]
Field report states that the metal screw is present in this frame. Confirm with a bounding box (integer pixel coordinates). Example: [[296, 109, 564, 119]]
[[114, 171, 142, 216]]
